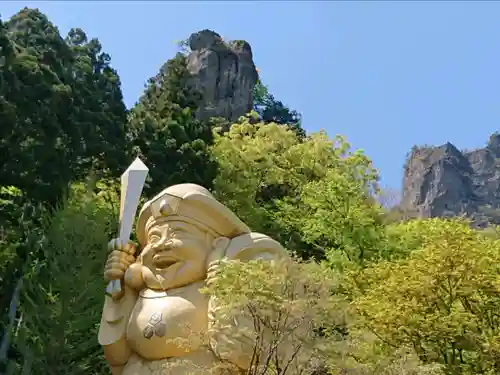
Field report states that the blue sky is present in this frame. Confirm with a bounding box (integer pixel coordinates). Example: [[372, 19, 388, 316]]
[[3, 1, 500, 191]]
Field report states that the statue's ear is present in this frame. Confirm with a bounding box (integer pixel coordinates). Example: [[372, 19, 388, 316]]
[[206, 236, 231, 268], [224, 232, 287, 262]]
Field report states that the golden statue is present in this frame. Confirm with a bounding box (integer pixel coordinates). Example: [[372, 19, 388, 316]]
[[98, 183, 287, 375]]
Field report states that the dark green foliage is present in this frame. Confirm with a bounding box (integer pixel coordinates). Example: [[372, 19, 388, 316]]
[[128, 53, 217, 197], [0, 9, 128, 372], [10, 186, 116, 375], [0, 9, 128, 207], [253, 80, 305, 138], [65, 27, 129, 178], [0, 186, 44, 360], [0, 9, 76, 206]]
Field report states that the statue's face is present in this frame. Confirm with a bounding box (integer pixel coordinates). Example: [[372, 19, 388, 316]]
[[139, 219, 211, 290]]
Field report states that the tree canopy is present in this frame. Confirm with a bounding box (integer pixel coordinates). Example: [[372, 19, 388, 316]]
[[211, 118, 383, 262], [0, 9, 128, 207], [127, 53, 217, 196], [252, 80, 305, 138]]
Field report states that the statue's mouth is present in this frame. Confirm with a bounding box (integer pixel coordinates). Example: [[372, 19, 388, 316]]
[[152, 251, 179, 268]]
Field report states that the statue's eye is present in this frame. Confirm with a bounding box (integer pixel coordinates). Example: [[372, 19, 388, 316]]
[[149, 234, 160, 243]]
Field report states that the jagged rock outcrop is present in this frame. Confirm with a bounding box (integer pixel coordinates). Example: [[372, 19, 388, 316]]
[[186, 29, 258, 122], [401, 133, 500, 226]]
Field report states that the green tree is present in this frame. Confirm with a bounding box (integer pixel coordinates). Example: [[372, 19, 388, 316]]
[[127, 53, 217, 197], [349, 219, 500, 374], [0, 11, 128, 365], [65, 27, 129, 178], [252, 80, 305, 138], [0, 186, 45, 372], [7, 182, 118, 375], [0, 8, 76, 206], [0, 9, 128, 206], [211, 120, 382, 261], [203, 258, 343, 375], [276, 167, 385, 267]]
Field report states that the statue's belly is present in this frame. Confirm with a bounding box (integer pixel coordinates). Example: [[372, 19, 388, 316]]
[[126, 289, 209, 360]]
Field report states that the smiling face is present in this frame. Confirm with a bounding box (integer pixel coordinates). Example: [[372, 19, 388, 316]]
[[138, 219, 213, 291]]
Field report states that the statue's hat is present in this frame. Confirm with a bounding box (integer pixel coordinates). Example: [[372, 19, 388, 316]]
[[136, 183, 250, 247]]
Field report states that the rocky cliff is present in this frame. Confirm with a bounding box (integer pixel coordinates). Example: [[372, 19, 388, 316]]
[[401, 133, 500, 227], [186, 29, 258, 122]]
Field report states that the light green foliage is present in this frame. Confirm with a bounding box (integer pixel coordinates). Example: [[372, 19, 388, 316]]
[[329, 338, 445, 375], [212, 120, 383, 262], [7, 183, 117, 375], [275, 151, 383, 266], [211, 120, 300, 229], [203, 258, 344, 375], [349, 219, 500, 374]]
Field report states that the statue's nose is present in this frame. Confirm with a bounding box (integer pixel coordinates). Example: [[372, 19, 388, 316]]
[[151, 239, 178, 252], [151, 240, 165, 252], [165, 239, 181, 250]]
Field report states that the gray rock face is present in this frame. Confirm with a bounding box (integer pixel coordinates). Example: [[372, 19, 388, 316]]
[[401, 133, 500, 226], [186, 29, 258, 122]]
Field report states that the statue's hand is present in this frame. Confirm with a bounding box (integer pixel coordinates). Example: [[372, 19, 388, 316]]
[[104, 239, 137, 283]]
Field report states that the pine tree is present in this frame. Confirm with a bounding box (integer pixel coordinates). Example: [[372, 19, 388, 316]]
[[128, 53, 217, 197]]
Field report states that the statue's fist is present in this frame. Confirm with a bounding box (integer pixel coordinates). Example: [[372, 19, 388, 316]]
[[104, 239, 137, 283]]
